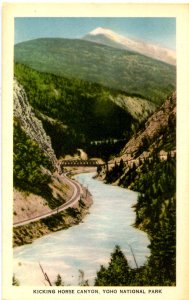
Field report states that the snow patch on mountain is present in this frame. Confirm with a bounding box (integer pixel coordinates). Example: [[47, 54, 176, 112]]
[[84, 27, 176, 66]]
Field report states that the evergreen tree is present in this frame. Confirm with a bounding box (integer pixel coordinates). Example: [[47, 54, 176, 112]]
[[95, 245, 131, 286], [54, 274, 64, 286]]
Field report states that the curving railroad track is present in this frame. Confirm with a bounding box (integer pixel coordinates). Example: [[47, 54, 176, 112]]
[[13, 173, 82, 228]]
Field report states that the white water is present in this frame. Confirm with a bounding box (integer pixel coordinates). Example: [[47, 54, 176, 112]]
[[13, 173, 150, 286]]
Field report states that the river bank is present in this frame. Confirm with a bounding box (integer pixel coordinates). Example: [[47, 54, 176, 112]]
[[13, 183, 93, 247], [13, 172, 150, 286]]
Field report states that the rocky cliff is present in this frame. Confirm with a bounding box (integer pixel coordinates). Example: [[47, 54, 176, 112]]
[[99, 92, 176, 185], [120, 92, 176, 161], [13, 78, 81, 229], [13, 78, 59, 171]]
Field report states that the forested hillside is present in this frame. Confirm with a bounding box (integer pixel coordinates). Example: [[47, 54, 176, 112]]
[[14, 38, 176, 104], [14, 63, 141, 158], [95, 93, 176, 286], [13, 24, 177, 287], [13, 79, 74, 215], [105, 93, 176, 185], [14, 119, 57, 208], [95, 155, 176, 286]]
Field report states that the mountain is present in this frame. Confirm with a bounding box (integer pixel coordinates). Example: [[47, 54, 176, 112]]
[[13, 78, 93, 247], [14, 38, 176, 105], [120, 92, 176, 162], [13, 79, 74, 212], [101, 92, 176, 186], [14, 63, 148, 159], [83, 27, 176, 66], [95, 94, 176, 287]]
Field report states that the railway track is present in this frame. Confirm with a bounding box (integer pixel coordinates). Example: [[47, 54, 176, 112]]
[[13, 173, 82, 228]]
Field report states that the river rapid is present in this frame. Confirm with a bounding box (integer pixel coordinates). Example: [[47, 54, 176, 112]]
[[13, 172, 150, 286]]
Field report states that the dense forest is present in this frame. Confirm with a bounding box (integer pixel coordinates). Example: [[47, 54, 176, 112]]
[[13, 59, 176, 286], [102, 98, 176, 286], [95, 155, 176, 286], [14, 63, 136, 158], [14, 38, 176, 104], [14, 119, 63, 208]]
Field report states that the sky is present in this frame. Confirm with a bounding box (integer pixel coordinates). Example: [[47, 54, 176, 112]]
[[15, 17, 176, 50]]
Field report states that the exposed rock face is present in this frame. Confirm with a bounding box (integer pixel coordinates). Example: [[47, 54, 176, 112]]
[[109, 94, 156, 123], [106, 93, 176, 173], [13, 78, 59, 171], [98, 92, 176, 182], [120, 92, 176, 161]]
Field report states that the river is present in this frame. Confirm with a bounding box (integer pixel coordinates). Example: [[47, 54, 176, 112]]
[[13, 172, 150, 286]]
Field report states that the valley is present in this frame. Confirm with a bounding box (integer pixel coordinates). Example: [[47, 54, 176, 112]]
[[13, 26, 176, 286]]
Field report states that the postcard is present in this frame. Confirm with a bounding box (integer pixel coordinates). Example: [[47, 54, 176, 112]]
[[2, 2, 189, 300]]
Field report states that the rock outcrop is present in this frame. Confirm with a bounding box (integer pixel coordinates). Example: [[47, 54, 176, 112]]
[[13, 78, 59, 171], [98, 92, 176, 182], [120, 92, 176, 161]]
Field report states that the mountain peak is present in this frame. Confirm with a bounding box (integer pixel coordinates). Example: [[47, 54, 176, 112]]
[[84, 27, 176, 66], [89, 27, 117, 36], [88, 27, 125, 42]]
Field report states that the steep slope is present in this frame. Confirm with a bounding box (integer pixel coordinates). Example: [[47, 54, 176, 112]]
[[14, 63, 145, 160], [120, 92, 176, 161], [83, 27, 176, 66], [118, 92, 176, 190], [103, 92, 176, 186], [109, 93, 156, 122], [13, 86, 93, 246], [97, 92, 176, 286], [14, 38, 176, 104], [13, 79, 75, 218], [14, 78, 58, 170]]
